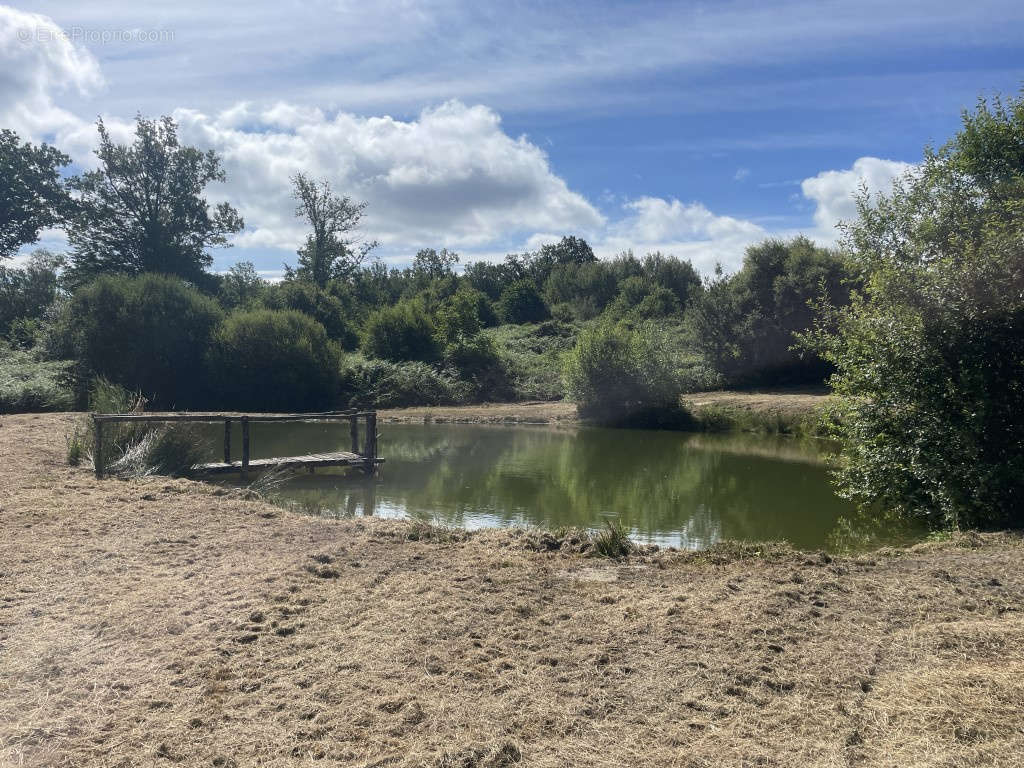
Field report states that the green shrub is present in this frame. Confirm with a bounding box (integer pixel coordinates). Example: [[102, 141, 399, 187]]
[[55, 273, 222, 408], [0, 345, 73, 413], [496, 279, 549, 324], [207, 309, 342, 411], [443, 334, 513, 401], [563, 321, 680, 421], [339, 355, 467, 408], [264, 279, 358, 349], [362, 300, 440, 363]]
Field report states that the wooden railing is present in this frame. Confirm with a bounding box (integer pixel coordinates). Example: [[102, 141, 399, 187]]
[[91, 411, 379, 479]]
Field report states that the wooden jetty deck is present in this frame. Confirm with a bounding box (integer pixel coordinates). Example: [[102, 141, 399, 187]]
[[193, 450, 383, 475], [91, 411, 380, 479]]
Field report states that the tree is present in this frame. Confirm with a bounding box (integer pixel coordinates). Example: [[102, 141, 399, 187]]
[[412, 248, 460, 280], [289, 173, 376, 286], [0, 249, 64, 340], [496, 279, 549, 324], [0, 129, 70, 260], [65, 116, 243, 286], [802, 93, 1024, 529], [688, 238, 853, 385], [218, 261, 266, 310]]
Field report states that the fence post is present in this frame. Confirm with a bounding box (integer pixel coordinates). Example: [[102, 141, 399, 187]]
[[365, 412, 377, 472], [241, 415, 250, 480], [223, 418, 231, 464], [350, 416, 359, 454], [93, 416, 104, 478]]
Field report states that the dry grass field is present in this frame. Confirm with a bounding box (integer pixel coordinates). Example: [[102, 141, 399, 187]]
[[2, 412, 1023, 767]]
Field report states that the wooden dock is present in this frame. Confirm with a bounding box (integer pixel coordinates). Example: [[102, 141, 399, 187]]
[[91, 411, 380, 479], [193, 450, 383, 475]]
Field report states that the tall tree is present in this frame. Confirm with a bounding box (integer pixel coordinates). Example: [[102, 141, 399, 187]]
[[288, 173, 376, 286], [0, 129, 70, 260], [65, 116, 242, 286]]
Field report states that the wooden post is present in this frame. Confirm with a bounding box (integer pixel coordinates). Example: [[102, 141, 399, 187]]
[[223, 418, 231, 464], [365, 412, 377, 473], [350, 416, 359, 454], [241, 415, 250, 480], [93, 416, 104, 478]]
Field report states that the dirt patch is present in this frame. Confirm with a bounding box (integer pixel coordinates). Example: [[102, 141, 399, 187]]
[[2, 412, 1022, 767]]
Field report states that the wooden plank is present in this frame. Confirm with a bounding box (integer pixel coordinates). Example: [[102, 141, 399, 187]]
[[92, 411, 374, 423], [192, 451, 384, 476]]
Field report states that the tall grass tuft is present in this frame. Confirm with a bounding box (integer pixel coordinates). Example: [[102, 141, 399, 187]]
[[71, 378, 209, 478], [591, 520, 635, 559]]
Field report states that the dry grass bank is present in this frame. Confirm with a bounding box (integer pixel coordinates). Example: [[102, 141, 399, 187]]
[[2, 413, 1022, 767], [378, 401, 577, 425]]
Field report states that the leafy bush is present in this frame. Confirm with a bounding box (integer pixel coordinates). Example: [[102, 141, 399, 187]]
[[55, 273, 222, 408], [0, 344, 73, 413], [606, 277, 681, 320], [563, 321, 680, 421], [443, 334, 513, 401], [264, 279, 358, 348], [339, 355, 467, 408], [207, 309, 342, 411], [362, 299, 440, 363], [496, 279, 549, 324], [802, 93, 1024, 530]]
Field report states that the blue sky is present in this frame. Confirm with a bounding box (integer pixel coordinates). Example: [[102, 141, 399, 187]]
[[2, 1, 1023, 274]]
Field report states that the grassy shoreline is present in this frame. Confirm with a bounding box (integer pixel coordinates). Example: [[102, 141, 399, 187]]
[[2, 413, 1022, 766]]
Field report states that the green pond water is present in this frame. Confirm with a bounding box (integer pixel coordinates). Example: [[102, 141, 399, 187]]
[[201, 421, 919, 551]]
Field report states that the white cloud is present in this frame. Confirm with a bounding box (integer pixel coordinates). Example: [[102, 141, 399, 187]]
[[0, 6, 101, 139], [169, 100, 604, 256], [801, 156, 912, 233], [592, 197, 768, 273]]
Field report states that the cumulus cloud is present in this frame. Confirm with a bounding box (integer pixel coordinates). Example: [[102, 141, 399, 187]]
[[168, 100, 605, 257], [801, 156, 912, 233], [594, 197, 768, 273], [0, 6, 102, 139]]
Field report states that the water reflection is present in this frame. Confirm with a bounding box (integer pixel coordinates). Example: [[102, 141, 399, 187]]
[[203, 422, 920, 551]]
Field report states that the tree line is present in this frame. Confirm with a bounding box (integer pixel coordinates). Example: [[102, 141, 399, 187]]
[[3, 92, 1023, 530]]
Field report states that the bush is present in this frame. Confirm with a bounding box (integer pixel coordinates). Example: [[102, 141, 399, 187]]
[[443, 334, 513, 401], [802, 93, 1024, 530], [0, 344, 73, 413], [563, 321, 680, 421], [338, 355, 467, 408], [207, 309, 341, 411], [496, 279, 549, 324], [265, 279, 358, 349], [55, 274, 222, 408], [362, 300, 440, 363]]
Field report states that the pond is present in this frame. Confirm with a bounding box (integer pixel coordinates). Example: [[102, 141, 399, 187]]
[[203, 421, 920, 551]]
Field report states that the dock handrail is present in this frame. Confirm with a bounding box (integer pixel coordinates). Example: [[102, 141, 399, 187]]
[[91, 411, 379, 479]]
